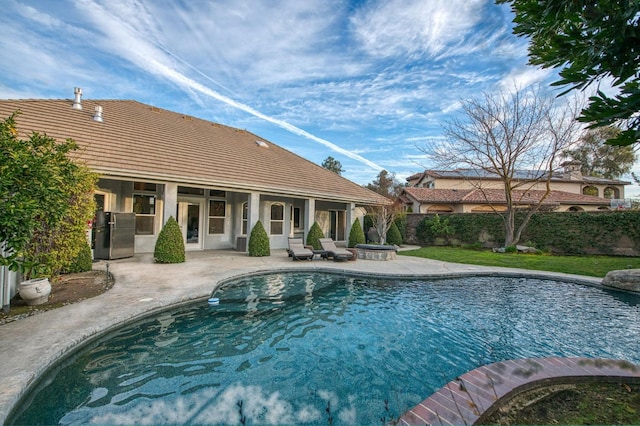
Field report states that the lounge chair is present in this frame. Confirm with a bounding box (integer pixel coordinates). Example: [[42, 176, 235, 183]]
[[287, 238, 314, 261], [319, 238, 354, 261]]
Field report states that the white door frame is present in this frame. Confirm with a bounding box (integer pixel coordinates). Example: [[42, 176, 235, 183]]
[[177, 197, 204, 250]]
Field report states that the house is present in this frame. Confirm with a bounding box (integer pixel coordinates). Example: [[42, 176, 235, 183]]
[[0, 89, 389, 256], [401, 164, 630, 213]]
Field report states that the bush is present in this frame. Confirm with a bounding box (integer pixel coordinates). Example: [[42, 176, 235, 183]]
[[66, 242, 93, 273], [248, 220, 270, 256], [394, 213, 407, 241], [306, 222, 324, 250], [348, 218, 366, 247], [154, 216, 185, 263], [386, 221, 403, 246]]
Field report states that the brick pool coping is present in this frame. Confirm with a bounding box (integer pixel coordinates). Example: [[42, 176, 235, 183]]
[[399, 357, 640, 425]]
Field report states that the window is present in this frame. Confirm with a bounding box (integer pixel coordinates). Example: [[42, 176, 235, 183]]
[[293, 207, 301, 229], [178, 186, 204, 196], [270, 203, 284, 235], [134, 182, 157, 192], [208, 199, 226, 234], [210, 190, 226, 198], [133, 194, 156, 235], [242, 202, 248, 235]]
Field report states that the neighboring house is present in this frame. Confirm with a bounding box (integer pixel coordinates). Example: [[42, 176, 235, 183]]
[[0, 90, 389, 255], [401, 163, 630, 213]]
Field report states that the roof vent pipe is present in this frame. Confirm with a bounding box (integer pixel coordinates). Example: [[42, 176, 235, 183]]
[[72, 87, 82, 110], [93, 105, 103, 122]]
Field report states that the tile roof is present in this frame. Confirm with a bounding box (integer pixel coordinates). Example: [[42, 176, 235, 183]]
[[402, 187, 611, 206], [410, 168, 630, 185], [0, 99, 389, 205]]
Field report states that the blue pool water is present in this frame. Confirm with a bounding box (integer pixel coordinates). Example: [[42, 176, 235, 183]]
[[10, 273, 640, 425]]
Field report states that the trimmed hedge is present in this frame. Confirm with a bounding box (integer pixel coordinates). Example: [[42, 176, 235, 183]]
[[306, 222, 324, 250], [408, 210, 640, 256], [154, 216, 186, 263], [248, 220, 270, 256], [348, 218, 366, 247], [66, 242, 93, 273]]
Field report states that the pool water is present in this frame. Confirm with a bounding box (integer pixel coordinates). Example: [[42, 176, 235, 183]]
[[10, 273, 640, 425]]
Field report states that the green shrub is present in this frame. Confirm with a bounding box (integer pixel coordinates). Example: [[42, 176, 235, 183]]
[[66, 242, 93, 273], [386, 221, 403, 246], [306, 222, 325, 250], [348, 218, 366, 247], [248, 220, 270, 256], [505, 245, 518, 253], [154, 216, 185, 263], [394, 213, 407, 241]]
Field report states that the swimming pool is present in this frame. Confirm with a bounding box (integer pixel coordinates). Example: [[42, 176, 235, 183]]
[[9, 272, 640, 425]]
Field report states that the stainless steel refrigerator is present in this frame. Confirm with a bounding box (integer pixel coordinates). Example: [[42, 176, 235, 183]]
[[93, 212, 135, 260]]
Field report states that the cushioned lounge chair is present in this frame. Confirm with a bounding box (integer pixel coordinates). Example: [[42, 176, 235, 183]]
[[319, 238, 354, 261], [287, 238, 314, 261]]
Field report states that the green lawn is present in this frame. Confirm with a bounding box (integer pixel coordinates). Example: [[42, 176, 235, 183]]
[[400, 246, 640, 277]]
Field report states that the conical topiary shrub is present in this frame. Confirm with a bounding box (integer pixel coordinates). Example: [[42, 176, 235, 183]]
[[248, 220, 270, 256], [348, 218, 366, 248], [386, 221, 403, 246], [306, 222, 324, 250], [154, 216, 185, 263]]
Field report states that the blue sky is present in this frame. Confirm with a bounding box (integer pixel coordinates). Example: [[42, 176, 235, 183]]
[[1, 0, 638, 195]]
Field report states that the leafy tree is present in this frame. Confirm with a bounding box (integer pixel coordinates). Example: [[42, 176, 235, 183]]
[[348, 218, 366, 248], [423, 85, 582, 247], [365, 170, 404, 198], [321, 156, 344, 175], [0, 113, 96, 278], [306, 222, 324, 250], [498, 0, 640, 146], [563, 127, 637, 179], [248, 220, 270, 256], [154, 216, 185, 263]]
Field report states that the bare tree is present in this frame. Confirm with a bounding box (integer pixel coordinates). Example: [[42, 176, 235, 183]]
[[423, 85, 583, 247], [366, 200, 403, 245]]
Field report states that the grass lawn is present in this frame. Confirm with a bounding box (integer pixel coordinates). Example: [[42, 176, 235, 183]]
[[400, 246, 640, 277]]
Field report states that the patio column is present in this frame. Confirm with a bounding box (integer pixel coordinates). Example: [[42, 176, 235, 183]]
[[304, 198, 316, 241], [247, 192, 260, 237], [345, 202, 356, 244], [163, 183, 178, 224]]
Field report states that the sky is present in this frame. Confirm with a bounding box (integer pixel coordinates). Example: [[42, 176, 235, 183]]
[[1, 0, 638, 196]]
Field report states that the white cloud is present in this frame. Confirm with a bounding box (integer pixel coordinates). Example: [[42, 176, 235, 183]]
[[350, 0, 487, 59], [71, 0, 384, 172]]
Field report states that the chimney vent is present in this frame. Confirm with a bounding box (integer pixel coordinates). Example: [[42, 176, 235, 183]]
[[93, 105, 104, 122], [72, 87, 82, 110]]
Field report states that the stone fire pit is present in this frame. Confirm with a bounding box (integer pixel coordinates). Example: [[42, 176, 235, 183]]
[[355, 244, 397, 261]]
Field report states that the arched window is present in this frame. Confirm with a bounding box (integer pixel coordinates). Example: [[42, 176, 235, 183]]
[[582, 186, 598, 196], [270, 203, 284, 235], [426, 204, 454, 213], [603, 187, 619, 199], [567, 206, 584, 212]]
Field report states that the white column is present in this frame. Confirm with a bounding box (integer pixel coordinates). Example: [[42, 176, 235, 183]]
[[345, 202, 356, 243], [304, 198, 316, 241], [163, 183, 178, 224], [247, 192, 261, 233]]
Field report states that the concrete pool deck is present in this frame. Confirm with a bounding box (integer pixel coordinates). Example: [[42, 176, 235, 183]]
[[0, 248, 614, 423]]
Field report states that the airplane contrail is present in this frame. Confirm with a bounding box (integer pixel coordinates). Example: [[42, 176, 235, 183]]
[[80, 0, 384, 172]]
